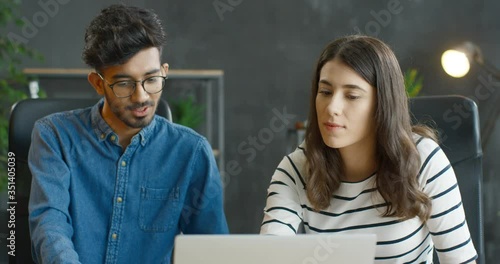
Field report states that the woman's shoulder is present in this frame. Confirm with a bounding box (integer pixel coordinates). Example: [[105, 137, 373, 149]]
[[413, 133, 440, 155], [288, 141, 308, 161], [412, 133, 452, 182], [276, 141, 308, 173]]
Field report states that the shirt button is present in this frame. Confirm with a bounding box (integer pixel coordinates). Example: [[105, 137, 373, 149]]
[[121, 161, 126, 167], [100, 133, 105, 139], [112, 233, 117, 240], [110, 135, 116, 141], [117, 197, 123, 203]]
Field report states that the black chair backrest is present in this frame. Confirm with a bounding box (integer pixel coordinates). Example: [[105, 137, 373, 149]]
[[410, 95, 484, 264], [8, 98, 172, 264]]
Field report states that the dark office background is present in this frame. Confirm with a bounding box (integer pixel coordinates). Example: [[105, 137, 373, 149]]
[[2, 0, 499, 263]]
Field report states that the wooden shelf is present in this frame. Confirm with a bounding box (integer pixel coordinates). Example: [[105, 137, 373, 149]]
[[23, 68, 224, 79]]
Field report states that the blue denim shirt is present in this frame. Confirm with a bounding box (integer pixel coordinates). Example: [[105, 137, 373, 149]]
[[28, 99, 229, 264]]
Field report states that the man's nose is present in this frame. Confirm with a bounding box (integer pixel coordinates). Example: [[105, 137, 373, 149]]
[[130, 82, 149, 102]]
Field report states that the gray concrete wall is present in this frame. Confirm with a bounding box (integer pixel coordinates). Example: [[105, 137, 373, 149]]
[[4, 0, 499, 262]]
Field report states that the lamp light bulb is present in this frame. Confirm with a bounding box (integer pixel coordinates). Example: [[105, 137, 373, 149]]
[[441, 50, 470, 78]]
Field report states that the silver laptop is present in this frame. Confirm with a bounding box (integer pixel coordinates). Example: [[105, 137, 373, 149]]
[[173, 234, 376, 264]]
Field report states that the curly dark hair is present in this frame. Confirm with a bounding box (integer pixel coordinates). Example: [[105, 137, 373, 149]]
[[82, 4, 167, 70]]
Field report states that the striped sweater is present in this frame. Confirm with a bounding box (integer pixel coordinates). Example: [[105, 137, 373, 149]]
[[260, 136, 477, 263]]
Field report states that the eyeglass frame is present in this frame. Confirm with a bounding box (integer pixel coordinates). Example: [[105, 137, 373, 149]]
[[96, 72, 168, 98]]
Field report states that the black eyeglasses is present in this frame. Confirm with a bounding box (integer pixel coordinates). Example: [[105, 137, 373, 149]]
[[97, 73, 168, 98]]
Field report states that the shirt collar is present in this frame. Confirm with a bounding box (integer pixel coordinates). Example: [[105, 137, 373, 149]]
[[90, 98, 157, 146]]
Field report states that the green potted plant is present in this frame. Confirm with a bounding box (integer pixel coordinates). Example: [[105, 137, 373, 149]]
[[404, 68, 423, 97], [171, 95, 204, 129], [0, 0, 43, 190]]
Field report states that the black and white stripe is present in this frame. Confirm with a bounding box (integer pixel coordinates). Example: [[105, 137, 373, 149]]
[[261, 137, 478, 263]]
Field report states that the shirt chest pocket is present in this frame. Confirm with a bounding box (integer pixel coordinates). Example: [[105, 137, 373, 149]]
[[139, 187, 180, 232]]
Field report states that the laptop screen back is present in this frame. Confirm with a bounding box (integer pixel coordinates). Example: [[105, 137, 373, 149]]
[[174, 234, 376, 264]]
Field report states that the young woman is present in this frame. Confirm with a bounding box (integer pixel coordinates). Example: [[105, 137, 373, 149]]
[[260, 35, 477, 263]]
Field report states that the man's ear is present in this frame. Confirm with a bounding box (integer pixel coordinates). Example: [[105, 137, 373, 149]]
[[162, 63, 169, 76], [88, 72, 104, 95]]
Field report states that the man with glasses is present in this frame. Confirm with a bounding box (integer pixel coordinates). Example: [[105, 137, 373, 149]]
[[28, 4, 228, 263]]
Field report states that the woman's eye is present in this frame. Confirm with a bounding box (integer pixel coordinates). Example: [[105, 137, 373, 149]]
[[318, 89, 331, 95]]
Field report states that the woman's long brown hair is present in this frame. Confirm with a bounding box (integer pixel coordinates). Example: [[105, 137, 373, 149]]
[[304, 35, 436, 221]]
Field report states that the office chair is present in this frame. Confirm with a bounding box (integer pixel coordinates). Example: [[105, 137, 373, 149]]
[[8, 98, 172, 264], [410, 95, 484, 264]]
